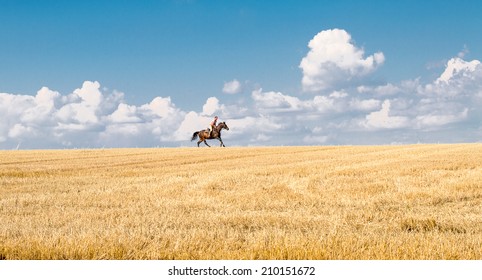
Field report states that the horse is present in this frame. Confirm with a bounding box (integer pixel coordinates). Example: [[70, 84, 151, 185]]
[[191, 122, 229, 147]]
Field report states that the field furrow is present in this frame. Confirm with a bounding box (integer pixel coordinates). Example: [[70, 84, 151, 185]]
[[1, 144, 481, 259]]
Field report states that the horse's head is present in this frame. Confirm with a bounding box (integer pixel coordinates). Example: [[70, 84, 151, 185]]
[[220, 122, 229, 130]]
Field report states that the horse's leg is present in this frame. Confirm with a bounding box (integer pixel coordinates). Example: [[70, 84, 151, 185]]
[[204, 140, 211, 147], [218, 137, 225, 147], [197, 135, 204, 147]]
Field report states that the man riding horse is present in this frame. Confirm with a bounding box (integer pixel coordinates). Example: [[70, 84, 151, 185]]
[[191, 117, 229, 147], [207, 116, 218, 138]]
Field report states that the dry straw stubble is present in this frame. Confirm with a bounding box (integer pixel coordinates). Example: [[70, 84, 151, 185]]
[[0, 144, 481, 259]]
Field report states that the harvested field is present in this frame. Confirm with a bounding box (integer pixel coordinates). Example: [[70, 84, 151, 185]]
[[1, 144, 481, 259]]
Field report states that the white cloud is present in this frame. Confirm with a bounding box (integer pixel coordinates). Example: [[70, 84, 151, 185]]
[[109, 103, 141, 123], [252, 88, 307, 112], [357, 83, 401, 96], [73, 81, 103, 107], [349, 98, 381, 111], [436, 57, 480, 84], [311, 95, 335, 112], [202, 97, 222, 116], [415, 109, 468, 128], [2, 29, 482, 148], [0, 66, 480, 148], [0, 81, 191, 148], [222, 79, 242, 94], [224, 119, 277, 144], [142, 96, 181, 119], [329, 90, 348, 99], [363, 100, 410, 129], [173, 111, 208, 142], [8, 123, 35, 138], [19, 87, 60, 125], [299, 28, 384, 92], [56, 81, 105, 125], [349, 55, 482, 138]]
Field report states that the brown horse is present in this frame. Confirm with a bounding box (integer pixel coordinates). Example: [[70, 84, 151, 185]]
[[191, 122, 229, 147]]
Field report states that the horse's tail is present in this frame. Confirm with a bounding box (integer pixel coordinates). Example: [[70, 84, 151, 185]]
[[191, 131, 199, 141]]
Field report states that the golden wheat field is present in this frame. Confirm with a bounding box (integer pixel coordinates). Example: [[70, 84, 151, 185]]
[[0, 144, 481, 260]]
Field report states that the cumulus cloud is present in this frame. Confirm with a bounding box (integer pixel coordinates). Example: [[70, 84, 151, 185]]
[[56, 81, 103, 125], [226, 115, 284, 145], [172, 111, 206, 142], [101, 95, 186, 146], [202, 97, 222, 116], [247, 53, 481, 144], [21, 87, 60, 125], [251, 88, 349, 115], [2, 29, 482, 149], [1, 81, 271, 148], [362, 100, 410, 129], [349, 98, 381, 111], [357, 83, 401, 96], [108, 103, 141, 123], [0, 81, 190, 149], [351, 55, 481, 140], [142, 96, 181, 119], [222, 79, 242, 94], [252, 88, 307, 112], [415, 109, 468, 129], [436, 57, 481, 84], [299, 28, 384, 92]]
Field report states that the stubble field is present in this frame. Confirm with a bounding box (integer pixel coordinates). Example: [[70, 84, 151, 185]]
[[0, 144, 481, 259]]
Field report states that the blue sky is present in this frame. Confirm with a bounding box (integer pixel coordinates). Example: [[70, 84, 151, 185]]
[[1, 0, 482, 148]]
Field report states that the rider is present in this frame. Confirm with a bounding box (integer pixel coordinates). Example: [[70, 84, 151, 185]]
[[207, 116, 218, 137]]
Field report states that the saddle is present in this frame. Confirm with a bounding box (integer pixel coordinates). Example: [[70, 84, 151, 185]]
[[204, 129, 214, 138]]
